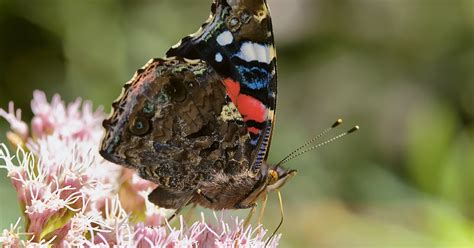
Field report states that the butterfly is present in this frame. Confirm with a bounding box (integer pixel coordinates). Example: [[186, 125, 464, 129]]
[[100, 0, 297, 211]]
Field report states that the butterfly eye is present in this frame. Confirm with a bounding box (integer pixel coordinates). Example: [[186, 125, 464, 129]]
[[129, 116, 150, 136], [268, 169, 279, 185]]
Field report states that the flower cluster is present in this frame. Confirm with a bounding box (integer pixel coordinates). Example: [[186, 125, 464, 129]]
[[0, 91, 280, 247]]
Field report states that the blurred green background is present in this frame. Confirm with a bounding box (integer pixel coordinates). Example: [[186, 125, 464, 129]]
[[1, 0, 473, 247]]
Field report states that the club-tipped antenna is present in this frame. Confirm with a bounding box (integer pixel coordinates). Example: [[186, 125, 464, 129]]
[[277, 125, 359, 167], [275, 118, 343, 167]]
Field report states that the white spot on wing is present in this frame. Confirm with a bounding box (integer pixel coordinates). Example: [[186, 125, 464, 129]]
[[256, 45, 267, 63], [215, 53, 223, 62], [171, 40, 182, 49], [236, 42, 275, 64], [241, 42, 258, 61], [216, 31, 233, 46], [183, 58, 201, 64]]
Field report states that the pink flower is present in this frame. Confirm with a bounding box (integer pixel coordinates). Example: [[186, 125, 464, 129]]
[[132, 213, 281, 247], [0, 102, 29, 146], [0, 91, 281, 247], [29, 91, 103, 140], [0, 218, 22, 247]]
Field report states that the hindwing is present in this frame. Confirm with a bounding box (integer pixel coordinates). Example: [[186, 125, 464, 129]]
[[100, 58, 256, 195]]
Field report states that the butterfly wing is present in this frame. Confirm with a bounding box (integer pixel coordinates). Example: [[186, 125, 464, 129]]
[[167, 0, 277, 172], [100, 57, 257, 208]]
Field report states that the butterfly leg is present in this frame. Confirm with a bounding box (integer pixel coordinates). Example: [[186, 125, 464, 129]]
[[244, 205, 257, 228], [265, 190, 285, 247], [257, 193, 268, 226], [166, 193, 195, 223], [166, 189, 211, 223]]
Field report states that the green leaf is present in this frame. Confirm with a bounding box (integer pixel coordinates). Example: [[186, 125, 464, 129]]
[[39, 207, 76, 242]]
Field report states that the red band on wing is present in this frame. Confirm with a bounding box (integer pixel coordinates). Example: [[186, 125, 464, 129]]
[[223, 78, 267, 125], [223, 78, 240, 103], [237, 94, 267, 123], [247, 126, 261, 135]]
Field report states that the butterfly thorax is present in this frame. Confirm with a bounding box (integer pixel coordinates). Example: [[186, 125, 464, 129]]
[[195, 169, 265, 209], [194, 163, 296, 209]]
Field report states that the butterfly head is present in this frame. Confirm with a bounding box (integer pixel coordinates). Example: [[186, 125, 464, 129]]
[[265, 165, 297, 192], [234, 163, 296, 208]]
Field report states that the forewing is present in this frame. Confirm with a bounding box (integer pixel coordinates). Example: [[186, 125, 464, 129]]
[[166, 0, 277, 172]]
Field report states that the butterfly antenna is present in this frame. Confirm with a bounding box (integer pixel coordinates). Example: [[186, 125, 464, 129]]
[[275, 118, 343, 167], [278, 125, 359, 166]]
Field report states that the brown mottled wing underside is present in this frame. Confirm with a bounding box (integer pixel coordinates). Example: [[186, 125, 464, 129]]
[[100, 57, 256, 208]]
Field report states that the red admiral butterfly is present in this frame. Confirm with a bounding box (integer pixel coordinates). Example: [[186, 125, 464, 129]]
[[100, 0, 288, 211], [100, 0, 358, 215]]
